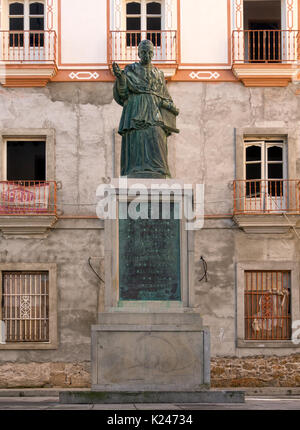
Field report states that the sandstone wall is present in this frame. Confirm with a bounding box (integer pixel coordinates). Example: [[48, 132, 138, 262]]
[[211, 355, 300, 387]]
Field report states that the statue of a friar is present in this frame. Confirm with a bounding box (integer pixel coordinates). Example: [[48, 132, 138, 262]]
[[112, 39, 179, 179]]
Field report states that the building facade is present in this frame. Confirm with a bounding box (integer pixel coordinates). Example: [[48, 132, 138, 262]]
[[0, 0, 300, 388]]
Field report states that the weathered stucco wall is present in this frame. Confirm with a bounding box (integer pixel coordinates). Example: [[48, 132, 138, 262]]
[[0, 81, 300, 387], [0, 228, 104, 363]]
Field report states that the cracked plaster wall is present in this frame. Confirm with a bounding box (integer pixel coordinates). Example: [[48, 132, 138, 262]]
[[0, 81, 300, 364]]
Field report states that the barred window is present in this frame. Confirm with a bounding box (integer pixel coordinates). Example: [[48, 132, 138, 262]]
[[245, 270, 291, 340], [2, 271, 49, 342]]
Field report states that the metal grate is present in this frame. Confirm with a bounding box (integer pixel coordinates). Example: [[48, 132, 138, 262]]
[[245, 271, 291, 340], [0, 181, 57, 215], [2, 272, 49, 342]]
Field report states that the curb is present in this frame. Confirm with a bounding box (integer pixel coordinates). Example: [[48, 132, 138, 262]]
[[0, 387, 299, 398]]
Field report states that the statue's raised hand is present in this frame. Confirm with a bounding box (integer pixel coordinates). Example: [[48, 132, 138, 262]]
[[112, 62, 124, 80]]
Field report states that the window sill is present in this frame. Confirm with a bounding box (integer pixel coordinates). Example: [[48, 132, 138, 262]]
[[232, 64, 296, 87], [0, 64, 57, 88], [0, 215, 57, 238], [233, 214, 299, 234], [0, 342, 58, 350], [237, 339, 299, 348]]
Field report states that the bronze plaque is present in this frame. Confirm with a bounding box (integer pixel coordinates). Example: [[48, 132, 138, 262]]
[[119, 201, 181, 301]]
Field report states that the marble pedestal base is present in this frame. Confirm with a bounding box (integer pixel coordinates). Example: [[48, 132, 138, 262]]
[[91, 312, 210, 392]]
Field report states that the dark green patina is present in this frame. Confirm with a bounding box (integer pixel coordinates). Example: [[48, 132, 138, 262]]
[[112, 39, 179, 179], [119, 202, 181, 301]]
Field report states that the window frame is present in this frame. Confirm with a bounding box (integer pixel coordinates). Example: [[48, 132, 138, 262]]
[[244, 138, 288, 183], [123, 0, 164, 32], [4, 138, 46, 181], [8, 0, 45, 31], [236, 261, 300, 348], [0, 263, 57, 350], [0, 129, 55, 182], [235, 128, 296, 182]]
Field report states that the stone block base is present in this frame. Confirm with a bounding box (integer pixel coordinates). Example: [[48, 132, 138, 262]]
[[92, 312, 210, 392], [59, 390, 245, 404]]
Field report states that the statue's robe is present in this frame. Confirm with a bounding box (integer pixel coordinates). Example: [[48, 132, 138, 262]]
[[113, 62, 178, 178]]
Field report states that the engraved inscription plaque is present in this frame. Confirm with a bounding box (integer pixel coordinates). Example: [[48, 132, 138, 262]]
[[119, 201, 181, 301]]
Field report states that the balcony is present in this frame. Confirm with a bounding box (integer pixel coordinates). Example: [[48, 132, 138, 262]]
[[0, 30, 57, 87], [233, 180, 300, 233], [232, 30, 300, 87], [108, 30, 178, 77], [0, 181, 57, 237]]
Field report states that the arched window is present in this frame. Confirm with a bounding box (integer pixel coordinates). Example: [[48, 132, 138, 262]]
[[126, 2, 141, 46], [9, 2, 24, 47], [29, 2, 45, 47], [8, 1, 45, 48], [146, 2, 161, 46], [126, 1, 162, 47]]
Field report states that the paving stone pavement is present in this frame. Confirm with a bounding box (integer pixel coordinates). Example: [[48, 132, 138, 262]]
[[0, 396, 300, 410]]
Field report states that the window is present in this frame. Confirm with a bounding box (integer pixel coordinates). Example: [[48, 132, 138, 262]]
[[245, 270, 291, 340], [234, 128, 297, 230], [244, 138, 287, 211], [2, 271, 49, 342], [126, 1, 162, 47], [236, 262, 300, 348], [0, 264, 57, 349], [9, 1, 45, 48], [0, 130, 56, 219], [9, 2, 24, 47], [243, 0, 281, 62], [0, 139, 48, 215], [6, 140, 46, 181]]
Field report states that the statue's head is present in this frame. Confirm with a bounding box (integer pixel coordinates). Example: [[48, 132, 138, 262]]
[[138, 40, 154, 65]]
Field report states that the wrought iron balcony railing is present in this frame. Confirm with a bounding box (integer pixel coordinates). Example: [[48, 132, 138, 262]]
[[233, 179, 300, 214], [0, 30, 56, 63], [232, 30, 299, 64], [0, 181, 57, 216], [108, 30, 177, 64]]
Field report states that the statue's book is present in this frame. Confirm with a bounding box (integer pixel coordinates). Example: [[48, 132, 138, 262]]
[[160, 107, 179, 134]]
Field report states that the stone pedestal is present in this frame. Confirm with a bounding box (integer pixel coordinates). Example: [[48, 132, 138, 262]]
[[92, 179, 210, 392], [60, 179, 245, 404], [91, 312, 210, 392]]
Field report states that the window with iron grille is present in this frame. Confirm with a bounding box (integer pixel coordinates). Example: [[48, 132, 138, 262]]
[[245, 270, 291, 340], [1, 271, 49, 342]]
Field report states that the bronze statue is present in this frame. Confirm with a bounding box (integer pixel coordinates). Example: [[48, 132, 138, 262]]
[[112, 39, 179, 179]]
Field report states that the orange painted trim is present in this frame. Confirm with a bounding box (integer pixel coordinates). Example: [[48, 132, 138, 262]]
[[171, 69, 238, 82], [51, 69, 114, 82], [58, 0, 62, 65], [179, 0, 232, 67], [233, 63, 297, 69], [177, 0, 181, 65], [241, 77, 291, 87], [5, 64, 56, 70], [50, 68, 238, 83], [2, 77, 53, 87], [227, 0, 232, 65], [107, 0, 110, 64]]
